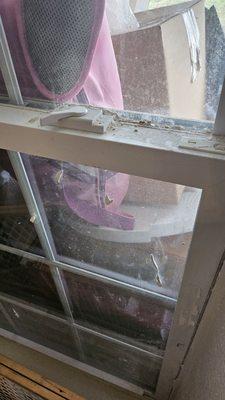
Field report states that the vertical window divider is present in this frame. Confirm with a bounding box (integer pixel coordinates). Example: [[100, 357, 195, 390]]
[[0, 17, 84, 361]]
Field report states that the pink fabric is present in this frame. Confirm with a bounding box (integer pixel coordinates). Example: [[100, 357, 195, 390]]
[[83, 15, 124, 109], [0, 1, 123, 108], [0, 0, 133, 230], [63, 170, 134, 230], [15, 0, 106, 103], [0, 0, 106, 102]]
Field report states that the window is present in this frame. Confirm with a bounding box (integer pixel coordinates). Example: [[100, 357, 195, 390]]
[[0, 1, 225, 399], [111, 0, 225, 123]]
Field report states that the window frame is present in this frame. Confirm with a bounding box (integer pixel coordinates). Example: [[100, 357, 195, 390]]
[[0, 102, 225, 399], [1, 11, 225, 400]]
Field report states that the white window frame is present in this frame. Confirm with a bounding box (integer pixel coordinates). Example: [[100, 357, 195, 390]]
[[0, 101, 225, 400], [1, 12, 225, 400]]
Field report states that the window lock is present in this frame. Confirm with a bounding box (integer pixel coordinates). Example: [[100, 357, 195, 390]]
[[40, 106, 114, 134]]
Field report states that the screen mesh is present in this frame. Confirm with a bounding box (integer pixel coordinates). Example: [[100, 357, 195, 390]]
[[22, 0, 96, 94]]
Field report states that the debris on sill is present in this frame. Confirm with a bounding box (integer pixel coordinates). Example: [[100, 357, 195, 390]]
[[101, 107, 214, 135], [25, 101, 214, 136]]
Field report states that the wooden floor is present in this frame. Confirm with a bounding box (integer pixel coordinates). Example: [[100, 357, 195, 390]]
[[0, 354, 84, 400]]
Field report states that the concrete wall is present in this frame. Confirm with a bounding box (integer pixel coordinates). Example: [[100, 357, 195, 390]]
[[172, 259, 225, 400]]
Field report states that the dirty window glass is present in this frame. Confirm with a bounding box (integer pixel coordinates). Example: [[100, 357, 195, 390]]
[[23, 154, 201, 300], [135, 0, 225, 121], [0, 146, 202, 393], [11, 151, 200, 391], [0, 250, 63, 313], [0, 0, 218, 395], [0, 0, 224, 123], [0, 150, 42, 255]]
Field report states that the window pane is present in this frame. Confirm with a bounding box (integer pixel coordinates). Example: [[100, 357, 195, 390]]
[[20, 152, 201, 387], [75, 327, 162, 391], [205, 0, 225, 119], [0, 298, 161, 391], [0, 300, 77, 359], [0, 150, 42, 255], [0, 303, 13, 332], [0, 250, 63, 314], [0, 1, 209, 392], [24, 154, 201, 299], [1, 0, 225, 123], [63, 271, 173, 351]]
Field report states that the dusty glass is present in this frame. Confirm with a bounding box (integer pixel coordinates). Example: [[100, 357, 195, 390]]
[[0, 150, 42, 255], [0, 0, 224, 123]]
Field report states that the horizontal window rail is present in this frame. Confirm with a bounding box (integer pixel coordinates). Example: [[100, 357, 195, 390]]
[[0, 292, 163, 360], [0, 243, 177, 305], [0, 328, 147, 398], [0, 104, 225, 190]]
